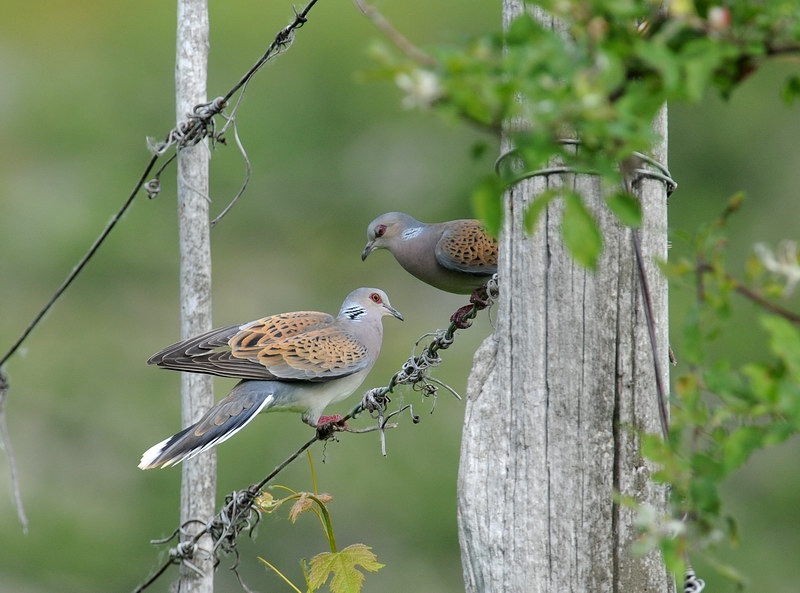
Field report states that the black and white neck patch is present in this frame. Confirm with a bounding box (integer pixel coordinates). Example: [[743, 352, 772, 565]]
[[342, 305, 367, 320]]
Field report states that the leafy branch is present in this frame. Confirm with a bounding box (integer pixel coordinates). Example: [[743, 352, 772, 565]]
[[365, 0, 799, 265], [638, 197, 800, 582], [359, 0, 800, 584]]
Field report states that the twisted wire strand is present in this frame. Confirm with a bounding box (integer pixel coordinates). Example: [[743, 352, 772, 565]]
[[2, 0, 327, 545], [494, 140, 677, 196], [684, 565, 706, 593], [355, 275, 499, 453], [2, 0, 324, 373]]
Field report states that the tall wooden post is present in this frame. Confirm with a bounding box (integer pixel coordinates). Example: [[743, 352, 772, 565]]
[[176, 1, 215, 592], [456, 2, 673, 592]]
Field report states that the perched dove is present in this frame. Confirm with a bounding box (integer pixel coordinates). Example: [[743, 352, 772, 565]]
[[361, 212, 497, 325], [138, 288, 403, 469]]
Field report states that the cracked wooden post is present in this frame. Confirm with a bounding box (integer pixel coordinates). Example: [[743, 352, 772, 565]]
[[456, 2, 674, 592], [175, 0, 215, 592]]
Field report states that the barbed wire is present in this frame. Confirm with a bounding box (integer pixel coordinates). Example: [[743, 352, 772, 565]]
[[1, 0, 322, 373], [0, 0, 325, 532], [357, 275, 499, 454], [683, 564, 706, 593], [132, 283, 497, 593]]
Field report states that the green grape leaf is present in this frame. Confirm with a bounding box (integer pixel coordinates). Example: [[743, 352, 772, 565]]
[[307, 544, 384, 593], [689, 476, 721, 514]]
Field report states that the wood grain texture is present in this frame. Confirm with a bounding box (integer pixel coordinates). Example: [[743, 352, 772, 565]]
[[176, 0, 215, 591], [457, 3, 673, 592]]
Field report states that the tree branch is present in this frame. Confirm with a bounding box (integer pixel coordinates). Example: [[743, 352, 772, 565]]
[[698, 263, 800, 326], [353, 0, 437, 67]]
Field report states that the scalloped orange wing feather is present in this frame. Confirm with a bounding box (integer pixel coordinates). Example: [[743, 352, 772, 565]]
[[229, 314, 369, 381], [434, 220, 498, 275]]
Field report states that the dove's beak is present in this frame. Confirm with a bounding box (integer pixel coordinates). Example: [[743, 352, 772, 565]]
[[361, 241, 376, 261], [384, 304, 404, 321]]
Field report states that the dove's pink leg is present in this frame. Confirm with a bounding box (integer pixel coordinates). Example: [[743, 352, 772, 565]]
[[450, 285, 492, 329], [315, 415, 348, 439]]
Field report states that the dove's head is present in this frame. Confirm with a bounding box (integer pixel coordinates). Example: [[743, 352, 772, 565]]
[[361, 212, 420, 261], [339, 287, 404, 322]]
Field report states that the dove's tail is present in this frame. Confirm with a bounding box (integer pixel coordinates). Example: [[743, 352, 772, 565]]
[[138, 382, 276, 470]]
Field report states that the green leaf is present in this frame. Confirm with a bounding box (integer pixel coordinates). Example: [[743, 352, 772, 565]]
[[471, 175, 504, 237], [470, 140, 489, 160], [505, 14, 538, 46], [741, 363, 777, 404], [722, 426, 765, 474], [307, 544, 384, 593], [689, 476, 721, 514], [691, 451, 724, 482], [634, 40, 680, 94], [776, 379, 800, 423], [659, 536, 686, 578], [523, 188, 559, 233], [679, 39, 737, 102], [782, 74, 800, 106], [640, 432, 669, 464], [761, 315, 800, 378], [561, 191, 603, 269], [605, 191, 642, 227], [704, 360, 750, 406]]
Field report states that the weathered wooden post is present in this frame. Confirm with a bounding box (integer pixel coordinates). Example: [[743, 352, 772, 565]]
[[457, 2, 673, 592]]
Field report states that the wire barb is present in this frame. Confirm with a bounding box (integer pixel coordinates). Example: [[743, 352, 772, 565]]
[[3, 0, 327, 543], [1, 0, 325, 376], [350, 275, 499, 449], [683, 565, 705, 593]]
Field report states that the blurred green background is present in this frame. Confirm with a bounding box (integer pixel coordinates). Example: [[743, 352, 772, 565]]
[[0, 1, 798, 592]]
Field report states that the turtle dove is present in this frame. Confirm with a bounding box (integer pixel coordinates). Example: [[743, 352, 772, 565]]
[[138, 288, 402, 469], [361, 212, 497, 326]]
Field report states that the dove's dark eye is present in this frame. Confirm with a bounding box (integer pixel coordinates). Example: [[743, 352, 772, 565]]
[[374, 224, 387, 238], [370, 293, 382, 303]]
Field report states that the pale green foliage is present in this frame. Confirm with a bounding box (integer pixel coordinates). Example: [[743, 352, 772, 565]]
[[605, 191, 642, 227], [369, 0, 800, 583], [306, 544, 385, 593], [648, 198, 800, 580], [374, 0, 800, 267]]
